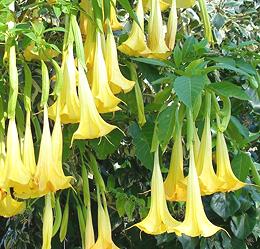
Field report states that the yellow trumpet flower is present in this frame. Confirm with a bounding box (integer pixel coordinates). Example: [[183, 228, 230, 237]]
[[71, 63, 117, 141], [2, 118, 30, 195], [165, 0, 177, 50], [80, 0, 91, 37], [105, 22, 135, 94], [85, 207, 95, 249], [118, 0, 151, 57], [23, 111, 36, 176], [17, 111, 39, 199], [51, 103, 73, 184], [0, 193, 26, 218], [164, 129, 187, 201], [110, 0, 123, 31], [91, 195, 119, 249], [49, 44, 80, 124], [134, 149, 180, 235], [34, 106, 71, 197], [196, 116, 223, 195], [91, 31, 121, 113], [216, 132, 246, 192], [42, 194, 53, 249], [146, 0, 170, 59], [84, 17, 96, 70], [176, 146, 223, 237], [176, 0, 195, 8], [0, 127, 5, 187], [144, 0, 195, 10], [143, 0, 170, 12]]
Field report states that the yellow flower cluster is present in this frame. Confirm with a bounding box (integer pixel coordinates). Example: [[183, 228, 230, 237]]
[[134, 100, 246, 237], [118, 0, 193, 58]]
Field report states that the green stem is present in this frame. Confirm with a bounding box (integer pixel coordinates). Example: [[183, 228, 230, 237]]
[[80, 152, 91, 207], [88, 152, 106, 193], [204, 91, 211, 118], [23, 63, 33, 112], [40, 60, 50, 107], [52, 59, 63, 97], [128, 62, 146, 126], [7, 1, 18, 119], [186, 108, 194, 149]]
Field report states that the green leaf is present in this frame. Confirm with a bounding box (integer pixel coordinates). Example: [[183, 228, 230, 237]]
[[230, 211, 257, 239], [231, 152, 251, 181], [173, 45, 182, 68], [216, 63, 250, 77], [131, 57, 174, 67], [91, 0, 104, 32], [88, 129, 123, 160], [43, 27, 65, 33], [182, 36, 196, 60], [210, 193, 241, 220], [124, 199, 135, 220], [116, 193, 127, 217], [208, 82, 250, 100], [173, 75, 207, 108], [128, 122, 154, 170], [157, 103, 176, 152], [230, 116, 249, 138]]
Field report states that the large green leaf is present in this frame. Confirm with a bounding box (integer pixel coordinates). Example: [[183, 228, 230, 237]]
[[208, 82, 250, 100], [88, 129, 124, 160], [230, 211, 257, 239], [173, 75, 207, 108], [231, 152, 251, 182], [210, 193, 241, 220], [128, 122, 154, 170], [156, 103, 176, 152]]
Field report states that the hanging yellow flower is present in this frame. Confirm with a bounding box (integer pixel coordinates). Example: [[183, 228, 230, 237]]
[[176, 146, 223, 237], [2, 118, 31, 195], [0, 127, 5, 188], [91, 31, 121, 113], [0, 193, 26, 218], [164, 128, 187, 201], [110, 0, 123, 31], [196, 116, 223, 195], [80, 0, 91, 36], [105, 22, 135, 94], [42, 194, 53, 249], [71, 63, 117, 141], [143, 0, 170, 12], [118, 0, 151, 57], [51, 102, 73, 185], [134, 149, 180, 235], [165, 0, 178, 50], [85, 207, 95, 249], [49, 43, 80, 124], [34, 106, 71, 197], [17, 111, 39, 199], [84, 16, 96, 70], [146, 0, 170, 59], [144, 0, 196, 10], [216, 132, 246, 192], [91, 194, 119, 249], [23, 112, 36, 176]]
